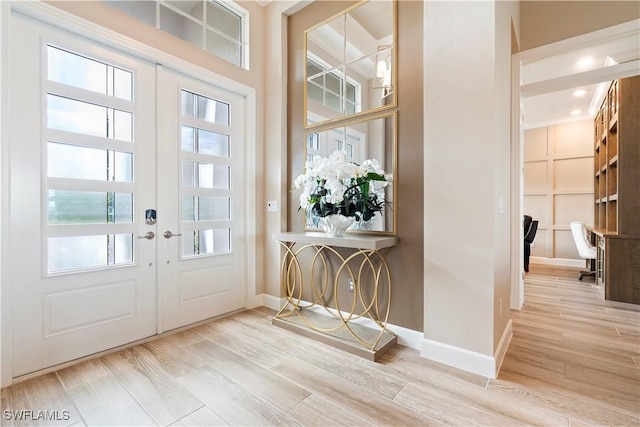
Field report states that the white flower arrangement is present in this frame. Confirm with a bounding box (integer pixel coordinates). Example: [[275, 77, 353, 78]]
[[294, 150, 391, 222]]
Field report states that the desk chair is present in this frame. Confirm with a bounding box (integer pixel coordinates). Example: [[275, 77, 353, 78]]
[[570, 221, 596, 280], [524, 215, 538, 273]]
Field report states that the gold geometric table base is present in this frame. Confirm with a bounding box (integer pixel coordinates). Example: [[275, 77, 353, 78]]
[[272, 232, 399, 361]]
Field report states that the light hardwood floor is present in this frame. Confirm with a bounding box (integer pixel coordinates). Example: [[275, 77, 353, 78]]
[[1, 265, 639, 426]]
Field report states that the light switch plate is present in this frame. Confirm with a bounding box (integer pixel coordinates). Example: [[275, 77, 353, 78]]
[[267, 200, 278, 212]]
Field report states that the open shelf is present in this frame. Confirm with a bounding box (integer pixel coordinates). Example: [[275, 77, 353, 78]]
[[593, 76, 640, 305]]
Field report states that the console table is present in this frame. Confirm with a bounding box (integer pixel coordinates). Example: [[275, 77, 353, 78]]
[[272, 232, 398, 361]]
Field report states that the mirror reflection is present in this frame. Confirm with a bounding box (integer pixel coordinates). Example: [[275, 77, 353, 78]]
[[304, 112, 396, 233], [305, 0, 395, 127]]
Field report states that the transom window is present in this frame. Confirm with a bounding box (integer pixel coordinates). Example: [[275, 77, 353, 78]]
[[102, 0, 248, 69]]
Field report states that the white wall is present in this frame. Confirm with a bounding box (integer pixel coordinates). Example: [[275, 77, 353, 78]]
[[524, 120, 594, 265]]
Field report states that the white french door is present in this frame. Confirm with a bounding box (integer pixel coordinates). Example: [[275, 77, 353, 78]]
[[157, 68, 245, 332], [7, 12, 246, 378]]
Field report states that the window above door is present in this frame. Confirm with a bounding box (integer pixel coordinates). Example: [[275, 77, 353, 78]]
[[102, 0, 249, 69]]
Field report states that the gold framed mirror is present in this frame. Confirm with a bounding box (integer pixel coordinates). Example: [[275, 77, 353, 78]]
[[304, 0, 397, 129], [302, 111, 397, 234]]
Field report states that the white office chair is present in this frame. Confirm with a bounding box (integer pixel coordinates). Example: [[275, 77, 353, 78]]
[[570, 221, 596, 280]]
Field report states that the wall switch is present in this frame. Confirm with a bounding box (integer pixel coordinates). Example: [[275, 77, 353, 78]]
[[267, 200, 278, 212], [348, 280, 354, 293], [498, 196, 505, 214]]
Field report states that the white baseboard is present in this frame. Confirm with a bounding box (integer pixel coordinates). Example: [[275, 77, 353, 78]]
[[421, 339, 496, 379], [531, 256, 585, 268], [494, 319, 513, 374], [259, 293, 284, 311], [421, 319, 513, 380], [256, 295, 423, 350]]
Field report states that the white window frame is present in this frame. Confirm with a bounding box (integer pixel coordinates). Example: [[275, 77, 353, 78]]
[[102, 0, 250, 69]]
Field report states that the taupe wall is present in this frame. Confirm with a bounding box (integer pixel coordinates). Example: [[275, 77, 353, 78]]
[[520, 1, 640, 51], [287, 1, 424, 331]]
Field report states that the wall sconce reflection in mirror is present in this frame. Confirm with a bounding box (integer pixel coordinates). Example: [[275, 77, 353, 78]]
[[374, 45, 393, 100]]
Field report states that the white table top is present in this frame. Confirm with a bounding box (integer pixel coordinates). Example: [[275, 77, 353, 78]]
[[273, 231, 398, 250]]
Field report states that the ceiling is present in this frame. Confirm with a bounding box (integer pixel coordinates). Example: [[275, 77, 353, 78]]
[[521, 31, 640, 129]]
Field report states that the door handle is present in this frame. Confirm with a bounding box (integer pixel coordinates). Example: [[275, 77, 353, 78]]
[[137, 231, 155, 240], [163, 231, 182, 239]]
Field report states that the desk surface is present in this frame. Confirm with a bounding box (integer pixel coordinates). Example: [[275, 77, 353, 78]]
[[273, 231, 398, 250]]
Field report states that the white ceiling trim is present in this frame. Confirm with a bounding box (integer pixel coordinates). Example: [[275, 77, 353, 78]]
[[521, 60, 640, 97], [518, 19, 640, 64]]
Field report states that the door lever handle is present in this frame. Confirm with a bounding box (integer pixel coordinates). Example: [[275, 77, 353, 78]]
[[163, 231, 182, 239], [137, 231, 155, 240]]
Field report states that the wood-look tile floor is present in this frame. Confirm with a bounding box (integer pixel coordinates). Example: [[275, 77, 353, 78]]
[[1, 264, 639, 426]]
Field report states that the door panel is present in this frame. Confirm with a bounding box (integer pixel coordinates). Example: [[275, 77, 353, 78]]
[[8, 14, 157, 377], [157, 68, 245, 332], [7, 12, 247, 378]]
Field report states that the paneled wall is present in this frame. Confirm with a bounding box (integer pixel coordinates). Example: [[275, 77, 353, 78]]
[[524, 121, 594, 262]]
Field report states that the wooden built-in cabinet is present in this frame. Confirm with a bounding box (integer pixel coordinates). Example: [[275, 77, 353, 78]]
[[593, 76, 640, 305]]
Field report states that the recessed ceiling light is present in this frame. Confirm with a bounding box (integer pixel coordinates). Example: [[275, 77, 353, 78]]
[[572, 89, 587, 97], [576, 57, 594, 70], [571, 109, 582, 116]]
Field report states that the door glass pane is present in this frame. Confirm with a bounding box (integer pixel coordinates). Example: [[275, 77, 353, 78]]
[[198, 196, 229, 220], [181, 228, 231, 257], [181, 196, 229, 221], [48, 190, 133, 224], [113, 67, 133, 101], [48, 95, 107, 138], [48, 46, 106, 94], [181, 126, 229, 157], [181, 90, 229, 126], [47, 95, 132, 141], [182, 231, 196, 256], [48, 234, 133, 273], [181, 91, 196, 117], [198, 163, 214, 188], [199, 229, 214, 254], [213, 228, 230, 252], [48, 142, 133, 182], [212, 164, 230, 189], [113, 151, 134, 182], [181, 126, 195, 152], [47, 46, 132, 101], [113, 233, 134, 264], [113, 193, 134, 223], [197, 94, 229, 125], [113, 110, 133, 141], [197, 129, 229, 157], [181, 195, 196, 221], [182, 161, 195, 187], [182, 161, 229, 189]]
